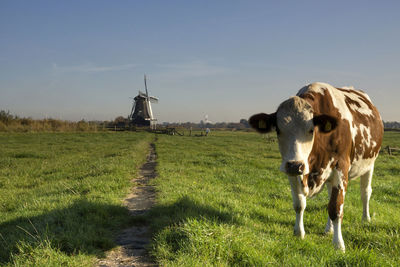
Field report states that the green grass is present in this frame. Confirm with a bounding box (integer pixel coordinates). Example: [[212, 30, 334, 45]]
[[150, 131, 400, 266], [0, 132, 153, 266], [1, 131, 399, 266]]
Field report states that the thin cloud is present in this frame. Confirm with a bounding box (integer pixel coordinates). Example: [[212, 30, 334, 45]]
[[155, 60, 234, 80], [52, 63, 137, 73]]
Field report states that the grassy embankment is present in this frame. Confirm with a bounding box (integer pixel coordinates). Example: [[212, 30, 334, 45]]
[[0, 132, 153, 266], [150, 131, 400, 266]]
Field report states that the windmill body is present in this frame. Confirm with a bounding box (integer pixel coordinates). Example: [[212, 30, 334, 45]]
[[129, 75, 158, 129]]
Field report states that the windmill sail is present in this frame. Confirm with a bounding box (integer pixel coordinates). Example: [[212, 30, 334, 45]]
[[149, 96, 158, 103]]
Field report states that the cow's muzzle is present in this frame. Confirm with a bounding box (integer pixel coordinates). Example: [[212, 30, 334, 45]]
[[286, 161, 305, 175]]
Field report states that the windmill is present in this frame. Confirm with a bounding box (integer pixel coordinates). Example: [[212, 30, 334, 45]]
[[204, 114, 212, 124], [128, 75, 159, 129]]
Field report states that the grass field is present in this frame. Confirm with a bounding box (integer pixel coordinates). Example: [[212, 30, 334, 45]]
[[0, 132, 152, 266], [0, 131, 399, 266], [150, 131, 400, 266]]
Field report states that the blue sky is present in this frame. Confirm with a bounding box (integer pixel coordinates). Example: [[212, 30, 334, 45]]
[[1, 1, 399, 122]]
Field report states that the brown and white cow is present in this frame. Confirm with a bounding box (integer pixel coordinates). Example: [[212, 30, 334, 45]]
[[249, 82, 383, 251]]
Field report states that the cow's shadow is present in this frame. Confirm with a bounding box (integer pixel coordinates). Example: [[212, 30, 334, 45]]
[[148, 195, 239, 226], [146, 195, 241, 254]]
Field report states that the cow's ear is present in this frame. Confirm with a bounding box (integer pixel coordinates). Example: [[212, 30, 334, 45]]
[[249, 113, 277, 133], [313, 114, 337, 133]]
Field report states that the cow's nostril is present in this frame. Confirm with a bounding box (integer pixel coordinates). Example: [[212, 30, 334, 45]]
[[286, 161, 305, 175]]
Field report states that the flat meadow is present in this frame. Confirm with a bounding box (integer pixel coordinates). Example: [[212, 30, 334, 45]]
[[0, 131, 399, 266], [151, 131, 400, 266], [0, 132, 152, 266]]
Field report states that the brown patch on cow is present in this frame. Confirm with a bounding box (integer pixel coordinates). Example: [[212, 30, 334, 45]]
[[328, 187, 345, 221], [298, 89, 352, 194], [301, 174, 309, 188], [344, 95, 361, 109], [328, 187, 339, 220]]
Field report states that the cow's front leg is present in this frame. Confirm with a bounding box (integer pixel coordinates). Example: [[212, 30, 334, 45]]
[[289, 176, 307, 239], [328, 170, 347, 251], [324, 182, 333, 234]]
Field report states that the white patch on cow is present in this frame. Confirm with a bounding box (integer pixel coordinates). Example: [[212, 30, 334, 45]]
[[348, 123, 379, 179], [333, 218, 345, 251], [330, 169, 346, 251], [344, 92, 373, 117], [339, 189, 346, 216], [331, 169, 345, 189], [288, 176, 307, 239], [307, 158, 335, 197], [359, 124, 373, 148], [341, 86, 354, 90], [339, 203, 344, 217], [297, 82, 326, 96], [276, 97, 314, 175], [348, 157, 377, 180], [360, 165, 374, 222], [301, 175, 309, 196], [372, 141, 377, 148], [322, 159, 335, 178]]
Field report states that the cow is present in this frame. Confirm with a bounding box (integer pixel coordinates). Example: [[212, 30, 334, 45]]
[[249, 82, 383, 251]]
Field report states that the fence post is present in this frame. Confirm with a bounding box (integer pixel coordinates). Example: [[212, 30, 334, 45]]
[[387, 146, 392, 155]]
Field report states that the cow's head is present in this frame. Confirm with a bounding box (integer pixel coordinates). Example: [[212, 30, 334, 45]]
[[249, 96, 337, 176]]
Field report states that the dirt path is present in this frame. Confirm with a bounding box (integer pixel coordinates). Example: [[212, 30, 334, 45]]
[[98, 143, 157, 267]]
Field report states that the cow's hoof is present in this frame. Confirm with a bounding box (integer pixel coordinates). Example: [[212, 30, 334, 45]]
[[333, 242, 345, 252], [362, 216, 371, 223], [294, 230, 305, 239], [324, 225, 333, 234]]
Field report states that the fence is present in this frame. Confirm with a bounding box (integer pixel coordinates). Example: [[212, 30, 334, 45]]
[[382, 146, 400, 155]]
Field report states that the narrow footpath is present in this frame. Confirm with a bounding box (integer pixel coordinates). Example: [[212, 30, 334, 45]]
[[98, 143, 157, 267]]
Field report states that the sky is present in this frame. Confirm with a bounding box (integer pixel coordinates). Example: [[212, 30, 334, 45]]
[[1, 0, 399, 123]]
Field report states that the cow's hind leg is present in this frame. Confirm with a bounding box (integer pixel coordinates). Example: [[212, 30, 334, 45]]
[[324, 182, 333, 234], [289, 176, 306, 239], [360, 164, 374, 222]]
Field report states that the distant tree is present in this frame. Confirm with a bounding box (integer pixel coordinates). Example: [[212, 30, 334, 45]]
[[77, 120, 89, 131], [114, 116, 126, 123], [112, 116, 129, 127], [0, 110, 14, 125], [215, 122, 227, 128], [384, 121, 400, 129], [227, 122, 245, 129], [239, 119, 250, 128]]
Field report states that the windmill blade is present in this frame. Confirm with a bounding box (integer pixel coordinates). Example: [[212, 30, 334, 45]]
[[129, 98, 136, 119], [149, 96, 158, 103], [144, 74, 149, 98]]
